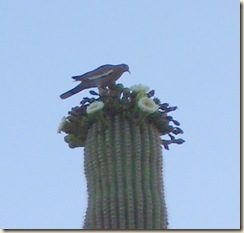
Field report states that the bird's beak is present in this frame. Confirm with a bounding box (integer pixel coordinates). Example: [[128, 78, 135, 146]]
[[128, 70, 131, 74]]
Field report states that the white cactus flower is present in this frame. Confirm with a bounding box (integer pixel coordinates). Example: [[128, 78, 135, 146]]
[[138, 97, 159, 114], [130, 84, 150, 93], [57, 116, 66, 134], [86, 101, 104, 114]]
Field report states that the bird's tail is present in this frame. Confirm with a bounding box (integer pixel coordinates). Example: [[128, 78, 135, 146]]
[[60, 83, 85, 99], [72, 75, 82, 81]]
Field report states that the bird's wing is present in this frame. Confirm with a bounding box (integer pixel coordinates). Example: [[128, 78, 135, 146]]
[[72, 64, 114, 81], [87, 69, 113, 80]]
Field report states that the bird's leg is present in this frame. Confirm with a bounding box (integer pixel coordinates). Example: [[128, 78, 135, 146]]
[[108, 83, 120, 97], [108, 83, 117, 90], [98, 86, 108, 96]]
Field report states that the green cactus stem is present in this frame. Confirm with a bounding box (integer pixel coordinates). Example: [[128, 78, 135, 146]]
[[83, 115, 168, 229]]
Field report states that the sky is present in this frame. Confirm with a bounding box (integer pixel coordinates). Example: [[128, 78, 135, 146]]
[[0, 0, 240, 230]]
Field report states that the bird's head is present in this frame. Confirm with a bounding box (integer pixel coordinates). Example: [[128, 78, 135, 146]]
[[120, 64, 131, 74]]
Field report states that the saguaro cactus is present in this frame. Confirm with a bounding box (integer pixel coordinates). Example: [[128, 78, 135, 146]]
[[58, 84, 184, 229]]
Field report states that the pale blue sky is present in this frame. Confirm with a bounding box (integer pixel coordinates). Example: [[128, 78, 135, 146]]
[[0, 0, 240, 229]]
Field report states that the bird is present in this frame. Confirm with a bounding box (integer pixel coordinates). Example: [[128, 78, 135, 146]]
[[60, 64, 130, 99]]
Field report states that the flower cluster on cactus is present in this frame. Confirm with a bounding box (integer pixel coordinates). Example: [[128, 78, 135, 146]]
[[58, 83, 185, 149]]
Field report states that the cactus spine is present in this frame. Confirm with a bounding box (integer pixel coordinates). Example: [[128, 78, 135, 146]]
[[83, 115, 168, 229]]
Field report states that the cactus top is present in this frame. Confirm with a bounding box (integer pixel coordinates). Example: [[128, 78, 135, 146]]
[[58, 83, 184, 150]]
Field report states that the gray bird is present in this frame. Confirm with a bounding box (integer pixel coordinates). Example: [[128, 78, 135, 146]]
[[60, 64, 130, 99]]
